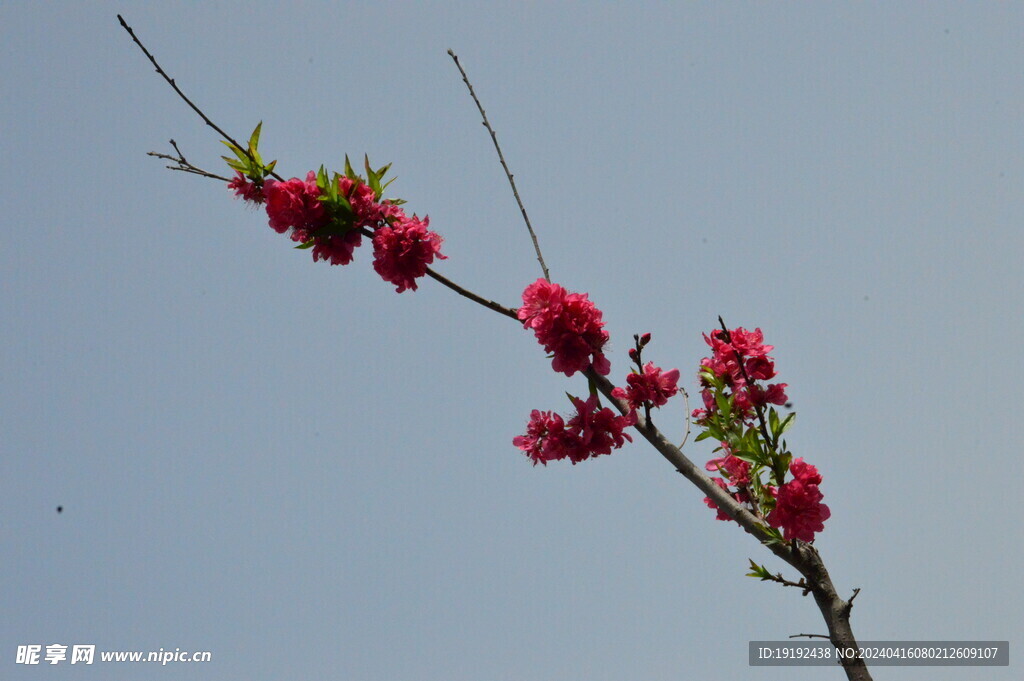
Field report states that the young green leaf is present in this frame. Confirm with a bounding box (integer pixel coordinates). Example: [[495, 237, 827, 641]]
[[222, 157, 247, 172], [221, 140, 248, 163], [731, 449, 760, 465], [363, 155, 381, 193], [248, 121, 263, 152], [714, 391, 732, 420], [746, 559, 773, 580]]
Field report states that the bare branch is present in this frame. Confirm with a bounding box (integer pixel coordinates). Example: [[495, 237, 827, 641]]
[[345, 230, 518, 319], [447, 49, 550, 282], [677, 385, 693, 449], [841, 587, 862, 618], [148, 140, 232, 182], [760, 571, 813, 595], [789, 633, 832, 640], [117, 15, 282, 182]]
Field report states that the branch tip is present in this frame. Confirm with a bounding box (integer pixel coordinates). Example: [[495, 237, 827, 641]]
[[117, 13, 282, 182], [447, 49, 549, 281]]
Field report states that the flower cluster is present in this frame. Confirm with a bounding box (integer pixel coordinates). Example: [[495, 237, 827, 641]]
[[228, 165, 444, 292], [228, 171, 265, 203], [372, 214, 445, 292], [702, 450, 753, 521], [517, 279, 610, 377], [221, 129, 835, 548], [612, 362, 680, 410], [766, 458, 831, 542], [262, 172, 325, 234], [693, 327, 787, 423], [695, 326, 829, 542], [514, 395, 635, 465]]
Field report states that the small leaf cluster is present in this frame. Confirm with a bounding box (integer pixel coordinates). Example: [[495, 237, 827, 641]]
[[222, 122, 277, 183], [695, 368, 797, 521], [294, 156, 400, 250], [745, 559, 774, 580]]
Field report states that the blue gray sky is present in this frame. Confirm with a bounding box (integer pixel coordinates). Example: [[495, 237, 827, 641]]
[[3, 3, 1021, 680]]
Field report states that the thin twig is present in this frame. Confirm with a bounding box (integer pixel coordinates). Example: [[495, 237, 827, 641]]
[[148, 140, 233, 182], [759, 571, 813, 595], [789, 633, 832, 640], [447, 49, 549, 282], [678, 385, 692, 449], [425, 268, 520, 321], [117, 14, 283, 182], [120, 19, 524, 321], [348, 229, 521, 319], [841, 587, 862, 618]]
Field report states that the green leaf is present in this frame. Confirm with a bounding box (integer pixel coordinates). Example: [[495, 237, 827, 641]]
[[749, 465, 764, 491], [221, 140, 248, 163], [344, 155, 357, 180], [363, 154, 381, 193], [741, 426, 767, 464], [779, 412, 796, 434], [246, 124, 264, 166], [694, 430, 715, 443], [714, 391, 732, 419], [731, 449, 760, 464], [329, 173, 340, 201], [248, 121, 263, 152], [334, 187, 351, 212], [294, 239, 316, 250], [778, 452, 792, 475], [759, 526, 785, 546], [222, 157, 247, 172], [746, 559, 773, 580], [699, 367, 723, 391]]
